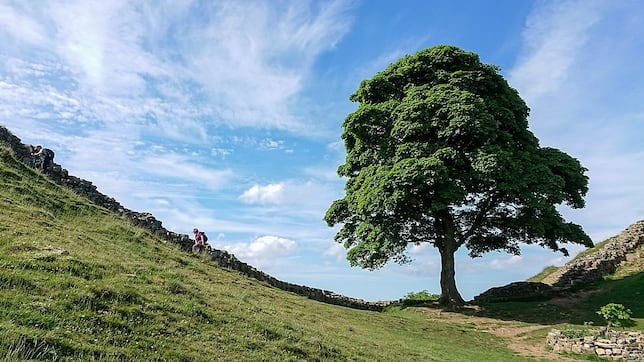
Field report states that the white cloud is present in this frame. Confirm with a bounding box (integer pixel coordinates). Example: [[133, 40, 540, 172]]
[[219, 235, 297, 268], [210, 147, 233, 159], [408, 242, 432, 255], [249, 235, 297, 255], [238, 179, 340, 213], [50, 1, 170, 96], [239, 183, 284, 204], [488, 255, 523, 270], [141, 154, 233, 190], [323, 243, 346, 260]]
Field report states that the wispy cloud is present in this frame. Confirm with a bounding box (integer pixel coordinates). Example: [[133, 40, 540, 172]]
[[488, 255, 523, 270], [323, 243, 346, 260], [50, 1, 165, 96], [0, 2, 48, 45], [509, 1, 601, 103], [1, 0, 355, 136], [141, 154, 233, 189], [175, 0, 354, 131], [508, 0, 644, 241]]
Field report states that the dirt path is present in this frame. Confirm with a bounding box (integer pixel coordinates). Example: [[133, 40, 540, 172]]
[[416, 307, 575, 361]]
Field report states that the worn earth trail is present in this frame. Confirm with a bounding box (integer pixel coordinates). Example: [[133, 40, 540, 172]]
[[416, 307, 576, 361]]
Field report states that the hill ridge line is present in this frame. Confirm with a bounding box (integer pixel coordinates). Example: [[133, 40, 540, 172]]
[[473, 219, 643, 303], [542, 220, 644, 287], [0, 124, 387, 311]]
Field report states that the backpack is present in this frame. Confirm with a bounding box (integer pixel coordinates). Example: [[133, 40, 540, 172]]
[[44, 148, 55, 160], [201, 232, 208, 243]]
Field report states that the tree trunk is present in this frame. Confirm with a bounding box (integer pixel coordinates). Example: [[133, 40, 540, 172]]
[[435, 212, 465, 308], [438, 239, 465, 308]]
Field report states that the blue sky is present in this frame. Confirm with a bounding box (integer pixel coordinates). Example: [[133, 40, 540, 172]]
[[1, 0, 642, 301]]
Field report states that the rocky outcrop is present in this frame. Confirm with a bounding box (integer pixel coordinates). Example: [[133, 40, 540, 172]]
[[547, 329, 643, 361], [0, 125, 387, 311]]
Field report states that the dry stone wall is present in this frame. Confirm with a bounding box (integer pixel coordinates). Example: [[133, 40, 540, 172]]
[[0, 125, 386, 311], [472, 281, 555, 303], [542, 220, 644, 288], [547, 329, 643, 361], [474, 220, 643, 302]]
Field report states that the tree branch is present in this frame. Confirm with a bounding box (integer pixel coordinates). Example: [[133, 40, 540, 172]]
[[462, 193, 498, 242]]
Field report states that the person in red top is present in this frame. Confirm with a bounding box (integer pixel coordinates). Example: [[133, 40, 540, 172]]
[[192, 228, 206, 253]]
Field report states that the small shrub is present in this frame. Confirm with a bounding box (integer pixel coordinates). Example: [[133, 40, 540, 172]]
[[396, 290, 441, 307], [404, 290, 440, 301], [561, 329, 599, 339], [596, 303, 632, 329]]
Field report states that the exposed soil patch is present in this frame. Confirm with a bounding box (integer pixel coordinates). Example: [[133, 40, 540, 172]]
[[416, 307, 576, 361]]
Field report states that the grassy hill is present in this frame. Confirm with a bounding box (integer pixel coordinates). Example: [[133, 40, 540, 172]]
[[0, 146, 538, 361], [1, 141, 642, 361]]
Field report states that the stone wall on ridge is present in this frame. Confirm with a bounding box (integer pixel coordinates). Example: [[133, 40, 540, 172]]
[[0, 125, 386, 311]]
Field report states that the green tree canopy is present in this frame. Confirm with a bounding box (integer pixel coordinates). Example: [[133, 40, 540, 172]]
[[324, 45, 592, 306]]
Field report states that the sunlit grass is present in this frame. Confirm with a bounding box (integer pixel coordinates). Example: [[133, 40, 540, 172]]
[[1, 147, 538, 361], [526, 265, 559, 283]]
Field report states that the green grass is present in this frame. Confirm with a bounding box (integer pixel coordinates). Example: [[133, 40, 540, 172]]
[[527, 265, 559, 283], [577, 273, 643, 329], [1, 147, 541, 360], [475, 273, 642, 330]]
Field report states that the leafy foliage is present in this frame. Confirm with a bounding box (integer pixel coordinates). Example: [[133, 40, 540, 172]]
[[404, 290, 440, 301], [560, 328, 599, 339], [597, 303, 632, 328], [325, 45, 591, 305]]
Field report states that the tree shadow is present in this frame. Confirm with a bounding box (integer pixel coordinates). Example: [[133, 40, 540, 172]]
[[386, 299, 442, 311], [456, 272, 642, 327]]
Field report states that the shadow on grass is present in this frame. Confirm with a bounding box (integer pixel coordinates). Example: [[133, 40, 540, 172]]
[[455, 272, 642, 327], [387, 299, 442, 311]]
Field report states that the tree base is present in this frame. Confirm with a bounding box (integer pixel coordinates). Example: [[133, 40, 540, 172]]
[[439, 294, 466, 310]]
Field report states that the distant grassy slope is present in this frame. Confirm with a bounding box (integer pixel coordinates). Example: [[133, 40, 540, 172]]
[[0, 146, 535, 361], [528, 236, 618, 284], [526, 266, 559, 283], [505, 226, 643, 331]]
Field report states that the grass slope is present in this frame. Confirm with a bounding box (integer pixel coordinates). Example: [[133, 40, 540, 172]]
[[0, 147, 534, 361]]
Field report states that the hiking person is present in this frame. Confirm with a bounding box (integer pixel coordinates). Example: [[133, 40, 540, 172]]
[[31, 145, 55, 173], [192, 228, 207, 253]]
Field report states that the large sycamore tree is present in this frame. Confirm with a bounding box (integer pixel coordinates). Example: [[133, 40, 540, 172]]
[[324, 45, 592, 306]]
